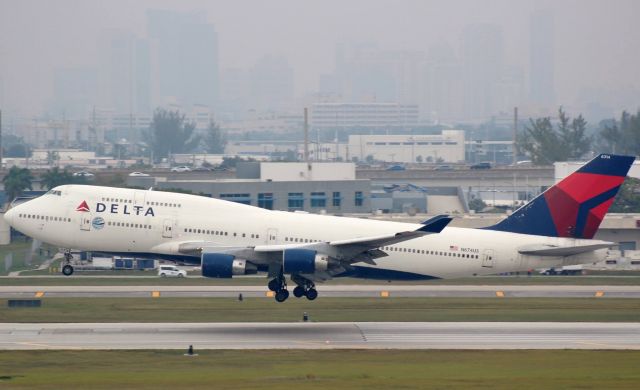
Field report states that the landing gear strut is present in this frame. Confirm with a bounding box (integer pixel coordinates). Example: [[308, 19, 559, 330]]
[[292, 274, 318, 301], [268, 269, 289, 302], [61, 251, 74, 276]]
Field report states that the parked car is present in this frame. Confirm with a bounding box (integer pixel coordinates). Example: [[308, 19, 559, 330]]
[[386, 165, 406, 171], [128, 172, 150, 177], [192, 167, 212, 172], [73, 171, 95, 177], [158, 265, 187, 277], [435, 165, 453, 171], [170, 166, 191, 172], [470, 162, 491, 170]]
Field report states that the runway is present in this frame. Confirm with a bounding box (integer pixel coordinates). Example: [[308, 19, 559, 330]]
[[1, 322, 639, 350], [2, 285, 640, 298]]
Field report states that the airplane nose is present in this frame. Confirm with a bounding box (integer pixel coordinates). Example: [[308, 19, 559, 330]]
[[4, 207, 15, 225]]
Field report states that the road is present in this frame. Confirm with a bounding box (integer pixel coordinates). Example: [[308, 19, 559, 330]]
[[1, 322, 638, 350]]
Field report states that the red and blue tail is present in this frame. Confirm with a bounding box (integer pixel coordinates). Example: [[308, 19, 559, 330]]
[[486, 154, 635, 238]]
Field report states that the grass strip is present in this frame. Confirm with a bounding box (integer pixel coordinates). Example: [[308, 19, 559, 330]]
[[0, 349, 639, 389], [2, 297, 640, 323]]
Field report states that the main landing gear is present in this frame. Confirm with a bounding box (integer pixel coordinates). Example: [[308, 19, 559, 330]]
[[292, 274, 318, 301], [268, 275, 289, 303], [61, 251, 74, 276], [267, 267, 320, 303]]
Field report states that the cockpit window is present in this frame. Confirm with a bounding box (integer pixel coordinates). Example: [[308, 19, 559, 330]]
[[46, 190, 62, 196]]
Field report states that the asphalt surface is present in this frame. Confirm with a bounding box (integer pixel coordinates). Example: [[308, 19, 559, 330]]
[[1, 322, 639, 350], [1, 285, 640, 298]]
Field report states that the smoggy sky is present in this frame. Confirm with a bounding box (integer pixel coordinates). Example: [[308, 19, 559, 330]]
[[1, 0, 639, 116]]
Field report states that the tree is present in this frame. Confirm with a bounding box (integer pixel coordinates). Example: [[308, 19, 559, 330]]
[[3, 135, 30, 158], [40, 167, 78, 190], [2, 166, 33, 202], [203, 120, 226, 154], [145, 108, 200, 162], [468, 196, 487, 213], [518, 107, 592, 165], [46, 151, 60, 166], [609, 177, 640, 212], [599, 110, 640, 155]]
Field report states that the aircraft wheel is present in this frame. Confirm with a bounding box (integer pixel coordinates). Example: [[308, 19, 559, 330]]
[[62, 264, 74, 276], [268, 278, 281, 292], [305, 288, 318, 301], [293, 285, 305, 298], [275, 289, 289, 302]]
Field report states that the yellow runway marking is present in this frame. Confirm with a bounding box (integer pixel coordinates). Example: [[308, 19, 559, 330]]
[[151, 291, 161, 298], [495, 291, 505, 297], [265, 291, 275, 297], [595, 291, 605, 297], [380, 291, 390, 298], [16, 342, 54, 348], [575, 341, 617, 348], [34, 291, 45, 298]]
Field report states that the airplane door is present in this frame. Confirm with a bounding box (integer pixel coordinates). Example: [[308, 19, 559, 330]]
[[134, 191, 146, 207], [266, 228, 278, 245], [162, 219, 174, 238], [80, 214, 92, 231], [481, 249, 495, 268]]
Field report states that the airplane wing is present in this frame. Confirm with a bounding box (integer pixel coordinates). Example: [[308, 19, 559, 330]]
[[517, 241, 614, 257], [177, 215, 452, 278]]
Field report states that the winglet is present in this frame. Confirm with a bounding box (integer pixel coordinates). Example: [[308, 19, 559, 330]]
[[417, 214, 452, 233]]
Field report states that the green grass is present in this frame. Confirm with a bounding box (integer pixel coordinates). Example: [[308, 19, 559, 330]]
[[0, 350, 639, 389], [4, 274, 640, 286], [3, 297, 640, 323], [0, 240, 51, 276]]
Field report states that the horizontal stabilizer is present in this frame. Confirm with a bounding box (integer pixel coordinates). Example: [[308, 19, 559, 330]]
[[518, 242, 614, 256], [418, 214, 453, 233]]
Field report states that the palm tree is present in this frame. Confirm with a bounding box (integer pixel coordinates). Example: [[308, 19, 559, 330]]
[[2, 166, 34, 203], [40, 167, 75, 190]]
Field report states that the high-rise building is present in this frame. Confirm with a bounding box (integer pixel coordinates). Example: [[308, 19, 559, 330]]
[[147, 9, 219, 110], [421, 43, 464, 122], [249, 55, 294, 112], [52, 67, 98, 118], [97, 30, 150, 114], [529, 10, 555, 106], [461, 24, 504, 121]]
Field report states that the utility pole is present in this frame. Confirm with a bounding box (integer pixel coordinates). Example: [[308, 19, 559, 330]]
[[303, 107, 309, 163], [0, 109, 3, 170], [513, 107, 518, 165]]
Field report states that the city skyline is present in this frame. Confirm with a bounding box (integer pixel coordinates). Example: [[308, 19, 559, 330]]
[[1, 0, 639, 123]]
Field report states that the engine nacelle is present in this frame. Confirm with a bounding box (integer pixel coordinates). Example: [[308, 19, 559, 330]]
[[282, 249, 329, 274], [201, 253, 257, 278]]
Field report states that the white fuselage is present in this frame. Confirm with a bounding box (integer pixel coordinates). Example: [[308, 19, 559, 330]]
[[5, 185, 608, 279]]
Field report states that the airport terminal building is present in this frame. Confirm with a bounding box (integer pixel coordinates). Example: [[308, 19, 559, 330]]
[[128, 162, 371, 213]]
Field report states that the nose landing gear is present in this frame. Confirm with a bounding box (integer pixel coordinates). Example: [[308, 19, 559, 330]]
[[61, 251, 74, 276]]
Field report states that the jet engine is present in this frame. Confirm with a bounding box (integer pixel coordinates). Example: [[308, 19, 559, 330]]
[[201, 253, 257, 278], [282, 248, 329, 274]]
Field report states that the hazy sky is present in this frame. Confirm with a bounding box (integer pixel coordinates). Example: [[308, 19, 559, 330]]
[[1, 0, 639, 116]]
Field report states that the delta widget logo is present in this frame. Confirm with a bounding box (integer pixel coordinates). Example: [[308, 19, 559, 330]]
[[76, 201, 90, 212]]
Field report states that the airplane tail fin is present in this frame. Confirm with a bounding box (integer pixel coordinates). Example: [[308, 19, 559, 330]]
[[485, 154, 635, 238]]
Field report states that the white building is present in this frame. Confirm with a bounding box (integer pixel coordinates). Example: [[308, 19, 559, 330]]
[[311, 102, 419, 130], [348, 130, 465, 163], [555, 158, 640, 183]]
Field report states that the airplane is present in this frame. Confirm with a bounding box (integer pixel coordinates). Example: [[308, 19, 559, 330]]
[[3, 153, 635, 302]]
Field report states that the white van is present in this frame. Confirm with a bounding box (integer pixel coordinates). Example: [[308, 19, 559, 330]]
[[158, 265, 187, 278]]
